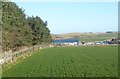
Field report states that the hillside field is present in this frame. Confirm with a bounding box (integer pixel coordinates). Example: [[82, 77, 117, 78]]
[[3, 46, 118, 77]]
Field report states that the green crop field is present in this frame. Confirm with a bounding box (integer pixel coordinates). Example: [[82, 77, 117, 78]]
[[3, 46, 118, 77]]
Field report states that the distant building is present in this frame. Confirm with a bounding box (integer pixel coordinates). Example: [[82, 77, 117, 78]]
[[110, 38, 120, 44], [106, 31, 113, 33], [52, 38, 80, 46]]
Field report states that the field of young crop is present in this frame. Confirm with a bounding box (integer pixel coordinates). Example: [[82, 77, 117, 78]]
[[3, 46, 118, 77]]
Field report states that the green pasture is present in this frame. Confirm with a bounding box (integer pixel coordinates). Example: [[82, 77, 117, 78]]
[[3, 46, 118, 77]]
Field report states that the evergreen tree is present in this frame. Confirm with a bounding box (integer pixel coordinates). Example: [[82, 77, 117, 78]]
[[2, 2, 51, 51]]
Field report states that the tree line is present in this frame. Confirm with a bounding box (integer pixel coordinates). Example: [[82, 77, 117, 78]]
[[2, 2, 52, 51]]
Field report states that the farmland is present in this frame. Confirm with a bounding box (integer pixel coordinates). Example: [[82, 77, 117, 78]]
[[3, 46, 118, 77]]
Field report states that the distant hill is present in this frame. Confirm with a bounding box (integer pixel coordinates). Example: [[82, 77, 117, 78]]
[[52, 32, 118, 42]]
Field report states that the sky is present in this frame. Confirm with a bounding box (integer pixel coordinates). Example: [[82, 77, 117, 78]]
[[15, 2, 118, 34]]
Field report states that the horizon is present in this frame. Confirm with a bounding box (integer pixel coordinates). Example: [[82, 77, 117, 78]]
[[51, 31, 118, 34], [15, 2, 118, 34]]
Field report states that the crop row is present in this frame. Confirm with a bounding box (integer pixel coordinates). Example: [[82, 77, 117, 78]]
[[3, 46, 118, 77]]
